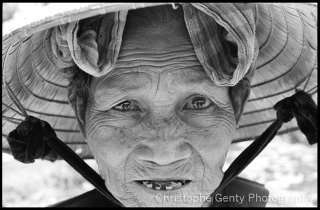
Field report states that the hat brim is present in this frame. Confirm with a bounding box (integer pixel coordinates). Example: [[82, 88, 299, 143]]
[[2, 3, 317, 159]]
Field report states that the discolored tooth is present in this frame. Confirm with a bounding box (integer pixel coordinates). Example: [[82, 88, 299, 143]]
[[171, 181, 178, 187], [176, 182, 182, 187], [181, 180, 186, 185], [155, 183, 161, 190], [166, 185, 173, 190], [146, 183, 152, 188], [142, 181, 148, 185]]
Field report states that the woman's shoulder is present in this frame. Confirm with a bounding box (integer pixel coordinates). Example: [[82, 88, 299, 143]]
[[49, 189, 117, 207], [214, 177, 314, 207], [213, 176, 269, 207], [265, 187, 314, 207]]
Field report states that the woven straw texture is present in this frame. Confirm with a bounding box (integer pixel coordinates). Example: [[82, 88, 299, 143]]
[[2, 3, 317, 159]]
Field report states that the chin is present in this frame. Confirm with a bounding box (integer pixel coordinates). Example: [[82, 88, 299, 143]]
[[116, 193, 211, 207]]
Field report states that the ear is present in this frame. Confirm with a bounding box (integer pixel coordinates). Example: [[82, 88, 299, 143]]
[[72, 96, 87, 139], [229, 78, 251, 125]]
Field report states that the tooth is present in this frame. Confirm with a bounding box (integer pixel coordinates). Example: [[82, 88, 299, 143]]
[[181, 180, 186, 185], [176, 182, 182, 187], [171, 181, 178, 187], [155, 183, 161, 190], [143, 181, 148, 185], [146, 183, 152, 188], [166, 185, 173, 190]]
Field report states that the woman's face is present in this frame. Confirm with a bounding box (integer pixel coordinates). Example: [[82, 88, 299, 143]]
[[84, 19, 237, 207]]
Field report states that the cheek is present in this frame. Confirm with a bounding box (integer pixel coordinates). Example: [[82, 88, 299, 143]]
[[182, 108, 236, 190], [85, 121, 142, 168], [181, 103, 236, 153], [183, 116, 234, 169], [85, 107, 155, 168]]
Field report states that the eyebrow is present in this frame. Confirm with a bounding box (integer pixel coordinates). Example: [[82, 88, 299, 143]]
[[169, 71, 225, 92], [93, 72, 152, 104], [171, 76, 229, 105]]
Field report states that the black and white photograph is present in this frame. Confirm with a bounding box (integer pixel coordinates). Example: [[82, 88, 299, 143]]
[[2, 3, 317, 207]]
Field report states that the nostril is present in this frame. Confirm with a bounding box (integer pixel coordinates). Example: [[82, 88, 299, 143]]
[[140, 158, 190, 167], [144, 160, 158, 165], [134, 142, 193, 165]]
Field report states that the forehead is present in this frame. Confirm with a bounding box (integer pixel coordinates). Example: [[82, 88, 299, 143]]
[[91, 12, 226, 98], [94, 68, 220, 95]]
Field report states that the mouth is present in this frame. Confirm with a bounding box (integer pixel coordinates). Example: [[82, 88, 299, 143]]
[[136, 180, 191, 191]]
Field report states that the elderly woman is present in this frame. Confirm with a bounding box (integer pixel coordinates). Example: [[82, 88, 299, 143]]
[[2, 3, 317, 207], [73, 6, 245, 207]]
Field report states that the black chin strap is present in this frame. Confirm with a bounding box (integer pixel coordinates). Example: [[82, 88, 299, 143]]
[[4, 82, 124, 207], [210, 90, 317, 206], [5, 90, 317, 207], [7, 116, 124, 207]]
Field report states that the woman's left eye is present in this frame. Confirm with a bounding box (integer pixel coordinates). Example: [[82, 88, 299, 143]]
[[112, 100, 141, 112], [183, 96, 213, 110]]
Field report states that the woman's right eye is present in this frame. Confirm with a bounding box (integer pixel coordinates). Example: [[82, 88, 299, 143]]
[[182, 95, 214, 110], [112, 100, 141, 112]]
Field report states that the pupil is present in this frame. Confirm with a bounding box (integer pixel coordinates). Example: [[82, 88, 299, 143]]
[[192, 97, 205, 108], [122, 102, 131, 110]]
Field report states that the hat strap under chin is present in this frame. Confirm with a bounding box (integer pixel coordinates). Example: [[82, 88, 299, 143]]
[[210, 89, 317, 207]]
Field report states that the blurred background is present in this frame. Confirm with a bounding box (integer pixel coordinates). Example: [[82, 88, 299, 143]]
[[2, 3, 318, 207]]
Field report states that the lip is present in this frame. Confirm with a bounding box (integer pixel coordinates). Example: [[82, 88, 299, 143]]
[[134, 177, 192, 182], [134, 180, 192, 193]]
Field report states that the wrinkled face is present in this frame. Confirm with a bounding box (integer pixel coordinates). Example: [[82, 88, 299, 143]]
[[84, 18, 236, 207]]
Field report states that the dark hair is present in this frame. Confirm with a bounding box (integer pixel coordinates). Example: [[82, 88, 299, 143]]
[[67, 5, 185, 109], [66, 66, 92, 109]]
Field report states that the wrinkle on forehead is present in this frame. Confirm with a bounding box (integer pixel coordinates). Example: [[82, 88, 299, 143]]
[[91, 66, 230, 110]]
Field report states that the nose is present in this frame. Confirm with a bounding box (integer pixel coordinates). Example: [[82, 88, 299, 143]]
[[133, 114, 193, 165], [134, 142, 193, 166]]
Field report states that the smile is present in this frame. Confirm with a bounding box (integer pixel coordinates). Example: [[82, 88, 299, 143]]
[[137, 180, 191, 191]]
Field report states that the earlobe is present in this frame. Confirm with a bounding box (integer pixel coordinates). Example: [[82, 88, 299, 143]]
[[229, 78, 251, 125]]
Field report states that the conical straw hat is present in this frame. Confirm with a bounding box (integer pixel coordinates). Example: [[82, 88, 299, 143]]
[[2, 3, 317, 159]]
